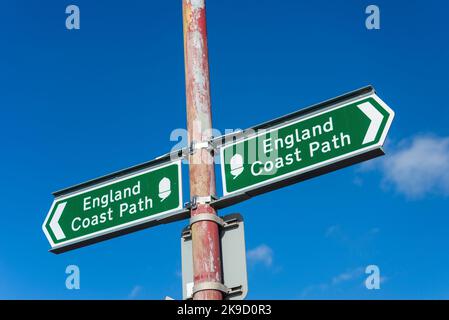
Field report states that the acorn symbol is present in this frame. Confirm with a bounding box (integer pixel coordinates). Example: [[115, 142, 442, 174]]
[[158, 177, 171, 202], [230, 154, 244, 179]]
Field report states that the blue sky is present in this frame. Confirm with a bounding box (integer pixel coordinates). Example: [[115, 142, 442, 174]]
[[1, 0, 448, 299]]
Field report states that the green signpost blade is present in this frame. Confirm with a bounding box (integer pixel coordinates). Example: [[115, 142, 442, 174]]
[[220, 92, 394, 196], [43, 160, 184, 253]]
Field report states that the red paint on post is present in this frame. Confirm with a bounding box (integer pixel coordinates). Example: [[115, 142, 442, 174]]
[[182, 0, 223, 300]]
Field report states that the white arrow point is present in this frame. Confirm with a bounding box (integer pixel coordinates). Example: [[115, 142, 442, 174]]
[[358, 101, 384, 145], [49, 202, 67, 241]]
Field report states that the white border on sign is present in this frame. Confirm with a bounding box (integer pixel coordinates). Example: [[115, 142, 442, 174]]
[[220, 93, 394, 196], [42, 159, 184, 250]]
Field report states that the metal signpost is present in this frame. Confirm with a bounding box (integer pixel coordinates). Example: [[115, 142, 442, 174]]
[[42, 0, 396, 301], [182, 0, 224, 300]]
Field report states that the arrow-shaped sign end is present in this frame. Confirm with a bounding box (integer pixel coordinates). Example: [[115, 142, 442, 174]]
[[358, 101, 384, 145], [48, 202, 67, 241]]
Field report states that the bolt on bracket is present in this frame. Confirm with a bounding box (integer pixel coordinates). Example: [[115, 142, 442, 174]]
[[185, 195, 218, 210], [187, 139, 217, 155]]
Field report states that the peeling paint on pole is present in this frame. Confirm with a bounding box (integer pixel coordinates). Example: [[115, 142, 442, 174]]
[[182, 0, 224, 300], [187, 0, 205, 10]]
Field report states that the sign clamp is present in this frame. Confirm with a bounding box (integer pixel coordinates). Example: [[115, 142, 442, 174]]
[[185, 195, 218, 210], [192, 281, 229, 296], [190, 213, 225, 228], [187, 195, 241, 229], [182, 215, 229, 299], [187, 139, 218, 156]]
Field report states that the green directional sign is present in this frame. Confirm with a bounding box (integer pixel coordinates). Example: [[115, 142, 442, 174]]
[[220, 93, 394, 196], [43, 160, 183, 253]]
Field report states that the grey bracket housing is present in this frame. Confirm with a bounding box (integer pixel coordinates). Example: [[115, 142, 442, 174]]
[[181, 213, 248, 300]]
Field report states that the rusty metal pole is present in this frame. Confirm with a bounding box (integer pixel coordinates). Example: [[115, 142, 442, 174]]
[[182, 0, 223, 300]]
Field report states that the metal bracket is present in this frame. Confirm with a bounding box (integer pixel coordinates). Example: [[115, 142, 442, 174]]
[[183, 214, 239, 238], [227, 285, 244, 298], [188, 139, 217, 155], [190, 213, 225, 228], [181, 212, 224, 240], [192, 281, 229, 296], [185, 195, 218, 210]]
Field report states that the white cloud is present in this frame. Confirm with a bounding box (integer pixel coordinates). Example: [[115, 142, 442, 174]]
[[381, 135, 449, 198], [247, 244, 273, 267], [300, 267, 365, 298], [331, 267, 364, 285], [127, 285, 143, 300], [358, 135, 449, 198], [300, 283, 329, 298]]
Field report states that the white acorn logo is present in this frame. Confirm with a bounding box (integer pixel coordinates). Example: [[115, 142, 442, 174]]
[[158, 177, 171, 202], [230, 154, 244, 179]]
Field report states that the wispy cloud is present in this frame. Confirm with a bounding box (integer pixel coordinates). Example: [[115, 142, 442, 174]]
[[127, 285, 143, 300], [331, 267, 364, 285], [300, 267, 365, 298], [360, 135, 449, 198], [382, 135, 449, 198], [247, 244, 273, 267]]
